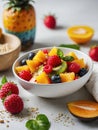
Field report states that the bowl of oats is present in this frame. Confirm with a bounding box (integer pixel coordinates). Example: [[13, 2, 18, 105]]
[[0, 32, 21, 71]]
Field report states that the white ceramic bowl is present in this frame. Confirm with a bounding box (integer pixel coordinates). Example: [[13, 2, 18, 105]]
[[12, 47, 93, 98]]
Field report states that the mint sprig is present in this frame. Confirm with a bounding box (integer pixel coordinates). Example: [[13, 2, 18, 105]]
[[26, 114, 51, 130], [57, 49, 74, 61], [0, 76, 8, 89], [63, 56, 74, 61]]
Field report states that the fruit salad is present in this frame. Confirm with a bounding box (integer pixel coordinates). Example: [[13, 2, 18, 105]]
[[15, 47, 88, 84]]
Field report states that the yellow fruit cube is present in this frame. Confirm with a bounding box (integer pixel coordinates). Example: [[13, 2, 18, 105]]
[[15, 65, 30, 73], [35, 72, 50, 84], [72, 58, 86, 68], [60, 72, 75, 82], [66, 52, 78, 60], [48, 47, 58, 56], [33, 50, 46, 63], [26, 60, 40, 73]]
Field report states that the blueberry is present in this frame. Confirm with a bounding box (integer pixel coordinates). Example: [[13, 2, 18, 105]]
[[78, 68, 88, 77], [28, 52, 35, 60], [20, 58, 27, 66], [51, 75, 61, 83]]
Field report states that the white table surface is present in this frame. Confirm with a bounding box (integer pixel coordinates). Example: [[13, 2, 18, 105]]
[[0, 0, 98, 130]]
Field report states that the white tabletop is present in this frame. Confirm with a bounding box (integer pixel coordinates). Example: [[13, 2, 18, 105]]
[[0, 0, 98, 130]]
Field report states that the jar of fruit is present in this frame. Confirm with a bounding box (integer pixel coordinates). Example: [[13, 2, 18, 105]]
[[3, 0, 36, 51]]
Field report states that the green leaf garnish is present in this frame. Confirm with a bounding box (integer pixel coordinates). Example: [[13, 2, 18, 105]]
[[1, 76, 8, 84], [0, 76, 8, 89], [26, 114, 51, 130], [57, 49, 64, 59], [63, 56, 74, 61]]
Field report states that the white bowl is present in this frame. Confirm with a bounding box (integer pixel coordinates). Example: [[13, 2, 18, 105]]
[[12, 47, 93, 98]]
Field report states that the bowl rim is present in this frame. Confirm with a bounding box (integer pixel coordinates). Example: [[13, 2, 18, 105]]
[[12, 46, 93, 86], [0, 33, 21, 56]]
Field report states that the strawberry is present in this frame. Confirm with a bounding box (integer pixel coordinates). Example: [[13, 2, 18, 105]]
[[0, 82, 19, 99], [18, 70, 32, 81], [47, 55, 61, 67], [89, 46, 98, 61], [4, 94, 24, 114], [44, 15, 56, 29]]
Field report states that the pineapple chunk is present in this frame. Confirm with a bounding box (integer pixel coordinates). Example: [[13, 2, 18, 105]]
[[48, 47, 58, 56], [72, 58, 86, 68], [26, 60, 40, 73], [33, 50, 46, 63], [66, 52, 78, 60], [36, 72, 50, 84], [60, 72, 75, 82], [15, 65, 30, 73]]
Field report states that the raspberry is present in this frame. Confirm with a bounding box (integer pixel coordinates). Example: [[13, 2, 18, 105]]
[[47, 55, 61, 67], [43, 49, 48, 54], [4, 94, 24, 114], [0, 82, 19, 99], [18, 70, 32, 81], [43, 65, 53, 74], [68, 62, 80, 73]]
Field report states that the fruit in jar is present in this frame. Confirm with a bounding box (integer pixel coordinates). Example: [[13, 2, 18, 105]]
[[67, 100, 98, 121], [44, 15, 56, 29], [67, 26, 94, 44], [3, 0, 36, 51], [89, 46, 98, 61]]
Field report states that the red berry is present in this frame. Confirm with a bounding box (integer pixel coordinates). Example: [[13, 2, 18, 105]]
[[43, 49, 48, 54], [68, 62, 80, 73], [47, 55, 61, 67], [18, 70, 32, 81], [89, 46, 98, 61], [44, 15, 56, 29], [4, 94, 24, 114], [43, 64, 53, 74], [0, 82, 19, 99]]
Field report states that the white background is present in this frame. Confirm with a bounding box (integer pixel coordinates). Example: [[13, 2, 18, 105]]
[[0, 0, 98, 130]]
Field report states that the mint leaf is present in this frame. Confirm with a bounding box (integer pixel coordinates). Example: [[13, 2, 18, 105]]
[[57, 49, 64, 59], [1, 76, 8, 84], [0, 76, 8, 89], [26, 120, 39, 130], [25, 114, 50, 130], [37, 114, 50, 130], [63, 56, 74, 61]]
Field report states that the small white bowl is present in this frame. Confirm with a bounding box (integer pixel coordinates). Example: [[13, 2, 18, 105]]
[[0, 33, 21, 71], [12, 47, 93, 98]]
